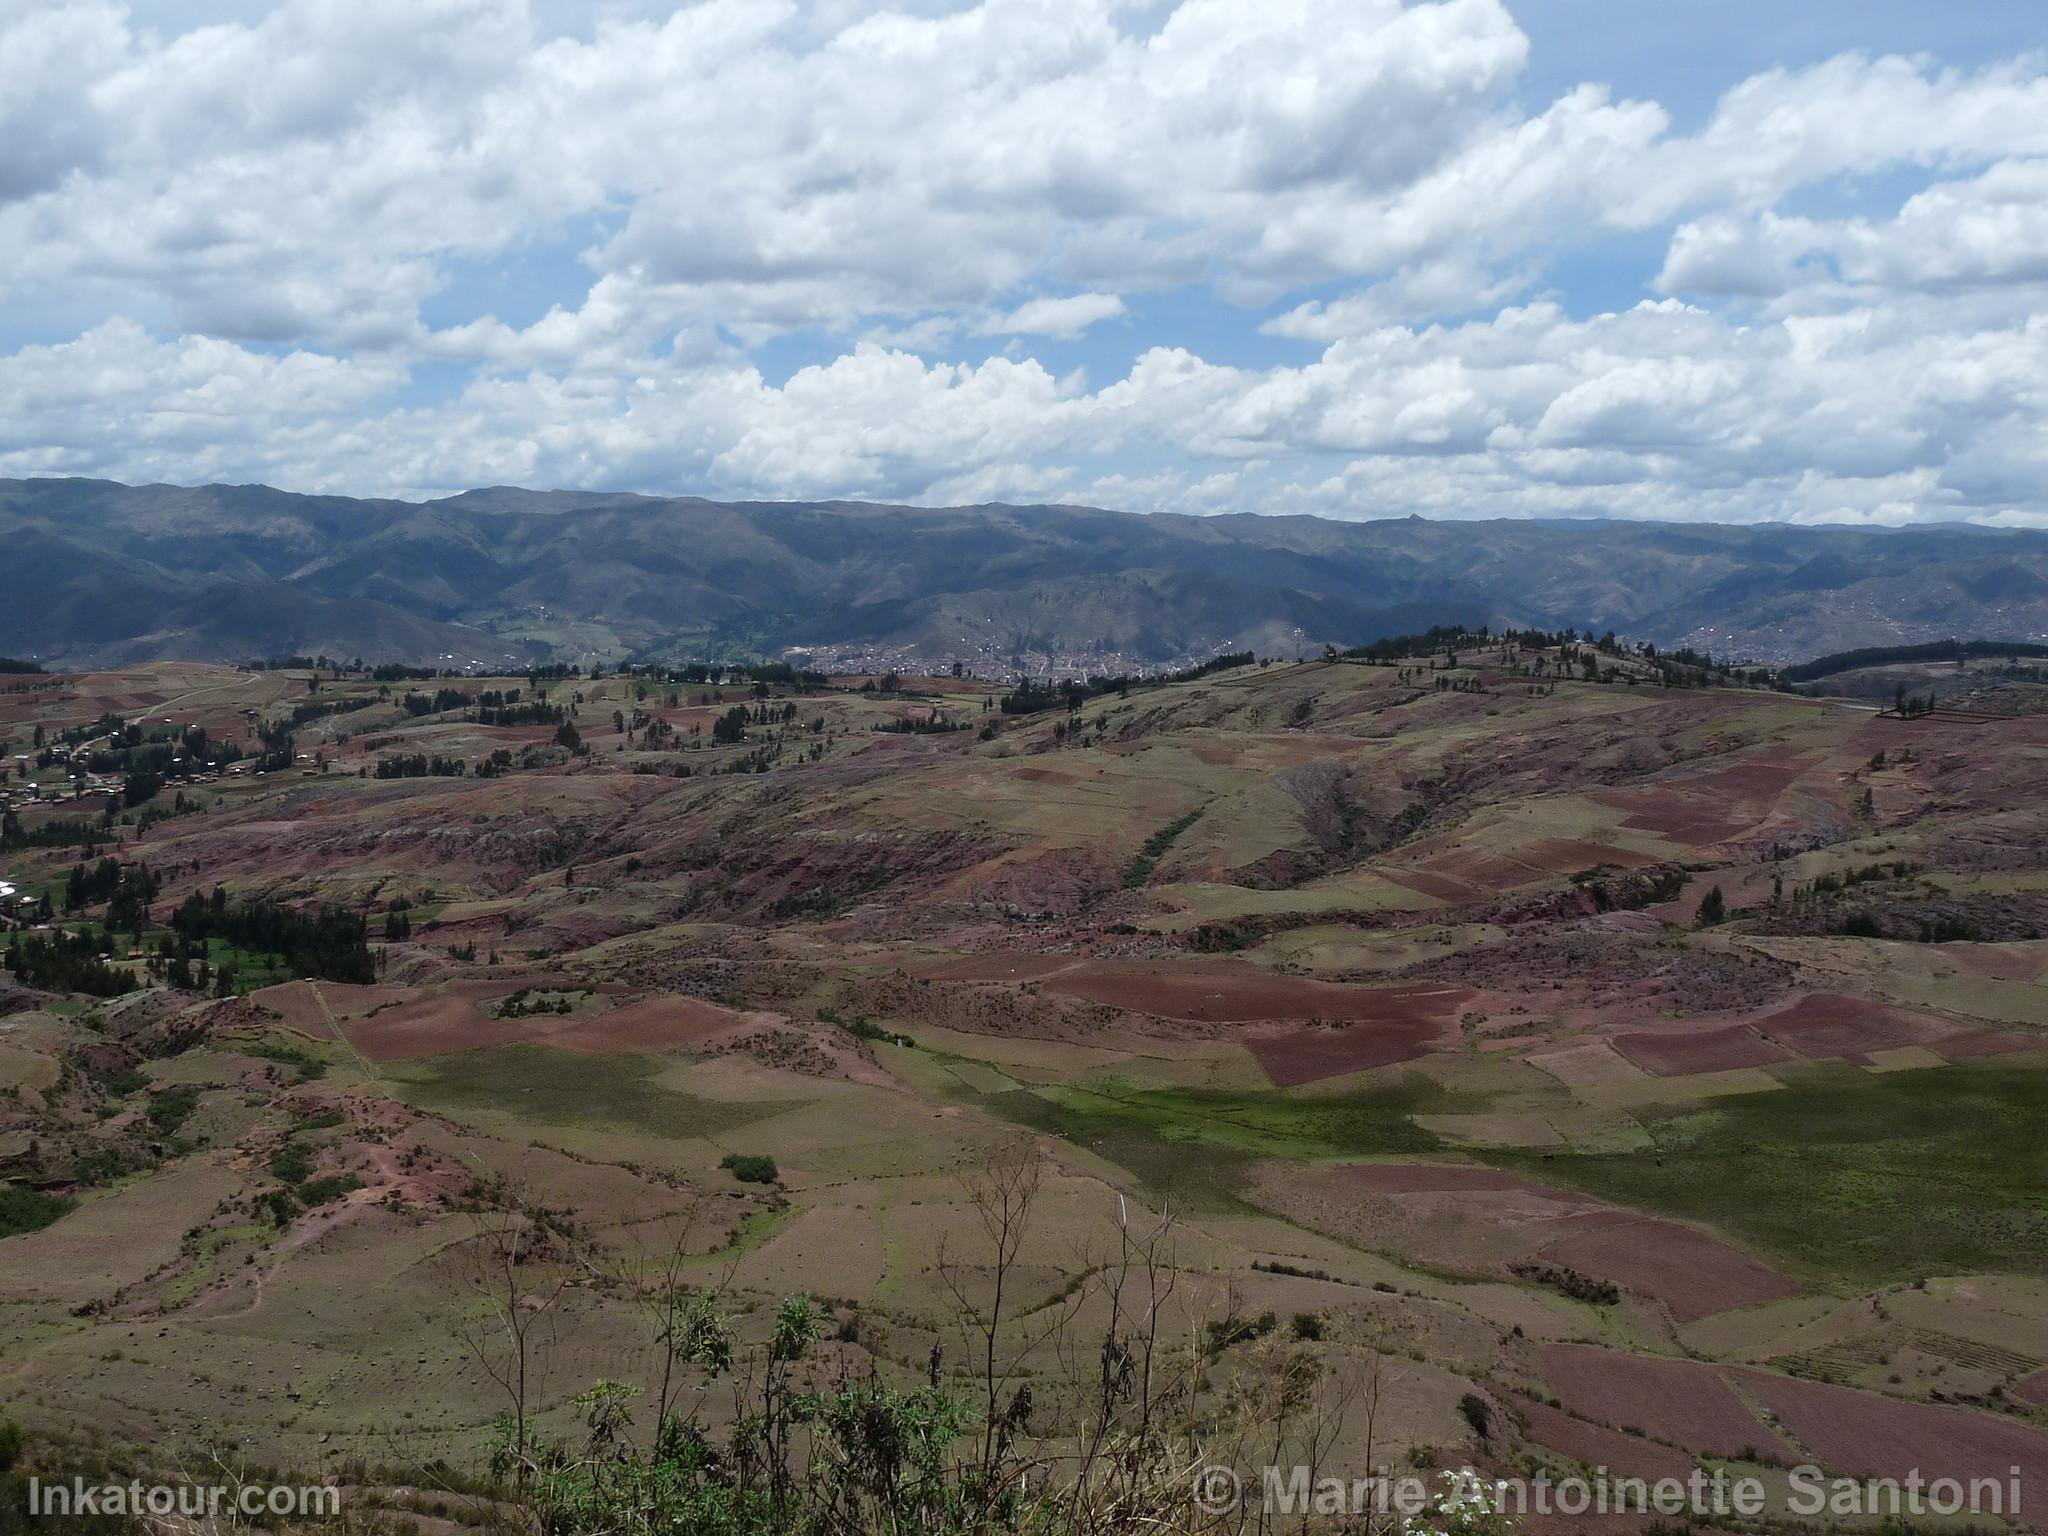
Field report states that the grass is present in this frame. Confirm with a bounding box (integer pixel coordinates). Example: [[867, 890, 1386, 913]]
[[1124, 807, 1204, 888], [971, 1072, 1452, 1212], [388, 1044, 785, 1142], [971, 1049, 2048, 1286], [0, 1183, 74, 1239], [1501, 1058, 2048, 1285]]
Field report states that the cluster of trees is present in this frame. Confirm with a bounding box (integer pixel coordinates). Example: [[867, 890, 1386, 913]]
[[1, 811, 104, 853], [169, 889, 376, 984], [4, 929, 136, 996], [375, 753, 468, 779], [146, 930, 236, 994], [401, 688, 474, 716], [1343, 626, 1774, 690], [62, 857, 159, 928], [0, 656, 44, 674], [479, 700, 565, 727], [1784, 637, 2048, 684], [875, 712, 968, 734], [288, 695, 376, 728], [251, 717, 299, 772]]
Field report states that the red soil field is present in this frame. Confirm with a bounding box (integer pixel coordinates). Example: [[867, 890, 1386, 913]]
[[317, 983, 420, 1018], [1520, 838, 1655, 874], [329, 979, 539, 1061], [1518, 1400, 1698, 1481], [1937, 1029, 2038, 1058], [341, 1004, 537, 1062], [1536, 1214, 1801, 1323], [1541, 1345, 1790, 1460], [1732, 1368, 2048, 1492], [1684, 751, 1815, 800], [540, 995, 775, 1054], [2016, 1370, 2048, 1413], [1245, 1015, 1448, 1086], [910, 954, 1080, 982], [1592, 750, 1820, 851], [1595, 791, 1750, 847], [1045, 963, 1466, 1025], [1342, 1165, 1544, 1194], [1750, 993, 1958, 1059], [1378, 868, 1481, 903], [248, 980, 336, 1038], [1609, 1023, 1792, 1077]]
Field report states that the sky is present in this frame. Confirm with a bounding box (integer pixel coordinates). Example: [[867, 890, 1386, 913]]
[[1, 0, 2044, 524]]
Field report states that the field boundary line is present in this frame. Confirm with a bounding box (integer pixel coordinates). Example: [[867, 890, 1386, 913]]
[[310, 980, 381, 1085]]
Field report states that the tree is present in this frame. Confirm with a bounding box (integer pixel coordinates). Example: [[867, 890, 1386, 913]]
[[1696, 885, 1726, 926], [712, 706, 750, 745], [454, 1189, 578, 1485]]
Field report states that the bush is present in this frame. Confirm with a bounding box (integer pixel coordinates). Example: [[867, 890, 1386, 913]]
[[1458, 1392, 1492, 1440], [0, 1185, 74, 1240], [1695, 884, 1726, 926], [720, 1153, 779, 1185], [269, 1145, 313, 1185], [145, 1087, 200, 1135]]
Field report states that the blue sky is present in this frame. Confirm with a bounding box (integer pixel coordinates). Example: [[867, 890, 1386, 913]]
[[1, 0, 2044, 524]]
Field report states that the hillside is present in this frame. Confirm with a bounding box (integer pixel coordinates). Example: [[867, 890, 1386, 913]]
[[3, 653, 2045, 1521], [5, 477, 2048, 669]]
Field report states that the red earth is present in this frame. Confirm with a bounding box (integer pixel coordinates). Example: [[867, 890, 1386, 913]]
[[1517, 1400, 1699, 1482], [1609, 1023, 1791, 1076], [307, 978, 545, 1061], [1731, 1368, 2048, 1494], [248, 980, 338, 1038], [540, 994, 777, 1054], [1535, 1213, 1802, 1323], [1341, 1164, 1541, 1194], [1045, 962, 1467, 1026], [1540, 1345, 1791, 1460], [1750, 993, 1960, 1059], [909, 953, 1080, 982], [1314, 1165, 1795, 1322], [1245, 1016, 1452, 1085]]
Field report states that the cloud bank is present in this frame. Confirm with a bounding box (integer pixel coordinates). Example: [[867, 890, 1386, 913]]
[[0, 0, 2042, 524]]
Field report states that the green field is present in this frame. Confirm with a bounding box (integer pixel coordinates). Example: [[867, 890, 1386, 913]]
[[970, 1051, 2048, 1285], [1503, 1057, 2048, 1285], [972, 1071, 1453, 1211], [386, 1044, 786, 1142]]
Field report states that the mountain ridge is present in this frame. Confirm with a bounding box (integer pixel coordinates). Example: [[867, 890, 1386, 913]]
[[5, 477, 2045, 670]]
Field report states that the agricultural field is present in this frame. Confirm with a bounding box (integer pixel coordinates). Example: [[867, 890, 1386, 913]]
[[2, 646, 2046, 1530]]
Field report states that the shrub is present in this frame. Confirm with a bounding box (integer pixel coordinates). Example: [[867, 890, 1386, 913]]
[[0, 1185, 74, 1240], [720, 1153, 779, 1185], [297, 1175, 361, 1207], [146, 1087, 201, 1135], [1458, 1392, 1492, 1440]]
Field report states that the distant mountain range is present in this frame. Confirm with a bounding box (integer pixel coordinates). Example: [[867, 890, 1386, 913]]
[[5, 477, 2046, 671]]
